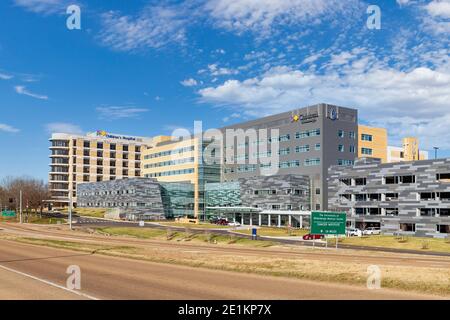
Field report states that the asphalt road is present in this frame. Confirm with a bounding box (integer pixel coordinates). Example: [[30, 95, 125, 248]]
[[0, 240, 439, 300]]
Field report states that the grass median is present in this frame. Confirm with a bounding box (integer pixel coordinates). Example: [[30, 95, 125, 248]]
[[234, 227, 309, 237], [96, 227, 276, 247], [340, 235, 450, 254]]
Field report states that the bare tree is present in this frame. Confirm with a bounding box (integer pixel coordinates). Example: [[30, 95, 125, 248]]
[[0, 176, 49, 218]]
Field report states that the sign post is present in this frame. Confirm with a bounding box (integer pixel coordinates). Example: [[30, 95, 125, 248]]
[[311, 211, 347, 249], [252, 228, 257, 240]]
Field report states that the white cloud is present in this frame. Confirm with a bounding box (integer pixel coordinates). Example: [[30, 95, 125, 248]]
[[14, 85, 48, 100], [222, 112, 242, 123], [13, 0, 67, 15], [208, 64, 239, 76], [426, 0, 450, 18], [204, 0, 360, 35], [396, 0, 412, 6], [45, 122, 83, 135], [422, 0, 450, 34], [96, 106, 149, 120], [0, 124, 20, 133], [0, 72, 13, 80], [98, 5, 188, 52], [199, 54, 450, 148], [180, 78, 198, 87]]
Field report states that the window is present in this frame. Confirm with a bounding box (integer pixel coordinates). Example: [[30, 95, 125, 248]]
[[420, 192, 436, 200], [278, 148, 290, 155], [97, 142, 103, 149], [400, 223, 415, 232], [437, 225, 450, 233], [83, 141, 90, 148], [279, 134, 290, 142], [338, 130, 345, 138], [83, 175, 89, 182], [340, 178, 351, 186], [437, 173, 450, 182], [315, 188, 320, 195], [338, 145, 344, 152], [296, 129, 320, 139], [304, 158, 320, 166], [295, 145, 310, 153], [110, 168, 116, 175], [338, 159, 354, 166], [84, 150, 90, 157], [355, 178, 366, 185], [385, 193, 398, 200], [97, 151, 103, 158], [361, 148, 373, 155], [420, 208, 436, 216], [385, 208, 398, 216], [123, 170, 129, 176], [361, 134, 373, 142], [349, 131, 355, 139], [110, 152, 116, 159], [315, 143, 321, 151], [123, 145, 129, 152], [110, 144, 116, 151], [349, 145, 355, 153], [110, 160, 116, 167], [97, 159, 103, 166]]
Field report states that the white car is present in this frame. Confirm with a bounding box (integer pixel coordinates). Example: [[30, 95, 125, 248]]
[[363, 227, 381, 235], [228, 221, 241, 227], [346, 228, 362, 237]]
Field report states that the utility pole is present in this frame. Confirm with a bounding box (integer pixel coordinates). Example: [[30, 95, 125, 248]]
[[434, 147, 439, 159], [19, 190, 23, 224], [68, 192, 73, 230]]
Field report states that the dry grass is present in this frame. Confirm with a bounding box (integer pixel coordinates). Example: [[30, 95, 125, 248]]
[[235, 227, 309, 237], [341, 235, 450, 253], [96, 227, 276, 247], [158, 221, 231, 229], [64, 208, 107, 218]]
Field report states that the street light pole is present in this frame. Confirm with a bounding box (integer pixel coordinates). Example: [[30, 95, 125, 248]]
[[433, 147, 439, 159], [19, 190, 23, 224], [68, 192, 73, 230]]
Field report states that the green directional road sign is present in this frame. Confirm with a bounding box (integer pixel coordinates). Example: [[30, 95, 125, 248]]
[[311, 211, 346, 235], [1, 210, 16, 217]]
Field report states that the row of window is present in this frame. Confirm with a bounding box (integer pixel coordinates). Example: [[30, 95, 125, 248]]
[[224, 158, 321, 173], [144, 168, 195, 177], [246, 189, 306, 196], [339, 175, 417, 186], [78, 141, 141, 153], [143, 157, 195, 169], [144, 146, 195, 159], [79, 202, 159, 208]]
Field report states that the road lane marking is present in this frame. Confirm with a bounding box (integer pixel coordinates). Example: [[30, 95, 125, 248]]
[[0, 264, 100, 300]]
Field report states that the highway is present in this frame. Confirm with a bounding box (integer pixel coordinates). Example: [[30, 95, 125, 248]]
[[0, 239, 440, 300], [2, 222, 450, 269]]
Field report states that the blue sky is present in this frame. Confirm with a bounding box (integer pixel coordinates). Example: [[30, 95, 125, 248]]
[[0, 0, 449, 181]]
